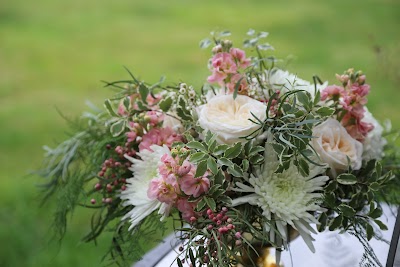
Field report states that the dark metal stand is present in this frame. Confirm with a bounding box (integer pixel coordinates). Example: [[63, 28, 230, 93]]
[[387, 207, 400, 267]]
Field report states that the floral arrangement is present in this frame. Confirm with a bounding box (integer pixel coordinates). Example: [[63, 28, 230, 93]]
[[39, 30, 400, 267]]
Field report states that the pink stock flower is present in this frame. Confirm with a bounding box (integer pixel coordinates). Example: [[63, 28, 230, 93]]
[[146, 110, 164, 126], [126, 131, 137, 143], [207, 52, 237, 83], [176, 198, 197, 222], [176, 160, 192, 176], [320, 85, 345, 101], [147, 177, 178, 205], [230, 48, 251, 69], [180, 171, 210, 198], [207, 71, 227, 84], [139, 127, 183, 152], [341, 111, 374, 141], [226, 73, 248, 93], [159, 154, 177, 176], [350, 83, 370, 98]]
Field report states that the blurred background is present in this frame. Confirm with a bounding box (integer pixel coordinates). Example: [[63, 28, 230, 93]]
[[1, 0, 399, 266]]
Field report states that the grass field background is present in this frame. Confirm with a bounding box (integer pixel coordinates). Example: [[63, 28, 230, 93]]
[[1, 0, 399, 266]]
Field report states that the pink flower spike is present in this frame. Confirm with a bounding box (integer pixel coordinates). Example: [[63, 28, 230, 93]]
[[226, 74, 248, 94], [207, 71, 227, 84], [139, 127, 183, 152], [320, 85, 345, 101], [180, 173, 210, 198], [230, 48, 251, 69], [176, 198, 197, 222], [147, 177, 178, 205], [176, 160, 192, 176]]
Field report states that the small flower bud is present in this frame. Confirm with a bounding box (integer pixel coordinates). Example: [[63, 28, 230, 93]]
[[235, 232, 242, 239], [212, 44, 222, 54], [90, 199, 96, 204]]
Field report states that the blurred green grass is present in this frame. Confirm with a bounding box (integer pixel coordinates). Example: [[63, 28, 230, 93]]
[[1, 0, 399, 266]]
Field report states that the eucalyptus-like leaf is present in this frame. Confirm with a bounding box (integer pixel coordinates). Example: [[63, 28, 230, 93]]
[[316, 106, 335, 117], [227, 163, 243, 177], [213, 144, 229, 156], [249, 154, 264, 165], [366, 223, 374, 241], [196, 198, 207, 212], [123, 96, 131, 111], [104, 99, 118, 117], [199, 38, 211, 49], [242, 159, 249, 172], [187, 141, 208, 152], [224, 142, 242, 159], [248, 145, 265, 157], [369, 206, 383, 219], [204, 197, 216, 211], [297, 158, 310, 177], [217, 157, 233, 168], [190, 152, 208, 163], [374, 219, 388, 231], [158, 97, 173, 112], [337, 173, 357, 185], [329, 215, 343, 231], [247, 29, 255, 36], [110, 120, 125, 137], [195, 160, 208, 178], [138, 83, 149, 103], [317, 213, 328, 232], [207, 157, 218, 174], [338, 204, 356, 217]]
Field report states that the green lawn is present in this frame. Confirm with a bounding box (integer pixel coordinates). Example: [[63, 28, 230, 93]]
[[1, 0, 399, 266]]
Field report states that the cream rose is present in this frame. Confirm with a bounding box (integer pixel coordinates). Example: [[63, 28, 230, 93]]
[[312, 118, 363, 175], [197, 94, 267, 144]]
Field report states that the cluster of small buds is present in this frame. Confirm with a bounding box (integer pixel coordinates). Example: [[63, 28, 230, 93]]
[[93, 143, 133, 205], [322, 69, 374, 141], [336, 68, 366, 87], [178, 83, 198, 108], [205, 207, 240, 239], [211, 40, 233, 54]]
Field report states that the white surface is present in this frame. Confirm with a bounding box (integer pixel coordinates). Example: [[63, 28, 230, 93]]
[[155, 205, 397, 267]]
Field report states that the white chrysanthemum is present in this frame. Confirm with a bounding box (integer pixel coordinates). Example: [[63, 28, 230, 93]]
[[362, 108, 387, 161], [250, 69, 328, 101], [120, 144, 171, 230], [232, 143, 328, 252]]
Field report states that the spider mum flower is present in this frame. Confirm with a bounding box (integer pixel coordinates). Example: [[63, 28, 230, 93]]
[[120, 144, 171, 230], [232, 142, 328, 252]]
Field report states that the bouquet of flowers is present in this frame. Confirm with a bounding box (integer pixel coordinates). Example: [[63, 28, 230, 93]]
[[39, 30, 400, 267]]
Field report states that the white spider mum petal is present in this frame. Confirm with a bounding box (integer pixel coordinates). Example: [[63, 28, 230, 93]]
[[119, 145, 170, 230], [233, 143, 328, 251]]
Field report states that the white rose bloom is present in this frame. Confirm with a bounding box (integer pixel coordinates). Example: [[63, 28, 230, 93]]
[[362, 108, 387, 161], [205, 87, 229, 101], [197, 94, 267, 144], [250, 69, 328, 101], [312, 118, 363, 176]]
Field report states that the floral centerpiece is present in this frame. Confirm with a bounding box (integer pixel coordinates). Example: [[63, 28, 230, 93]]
[[39, 30, 400, 267]]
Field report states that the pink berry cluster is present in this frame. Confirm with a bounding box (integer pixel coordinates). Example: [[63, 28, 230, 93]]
[[93, 144, 135, 205], [321, 69, 374, 141], [147, 147, 210, 222], [207, 41, 251, 95], [205, 208, 242, 245]]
